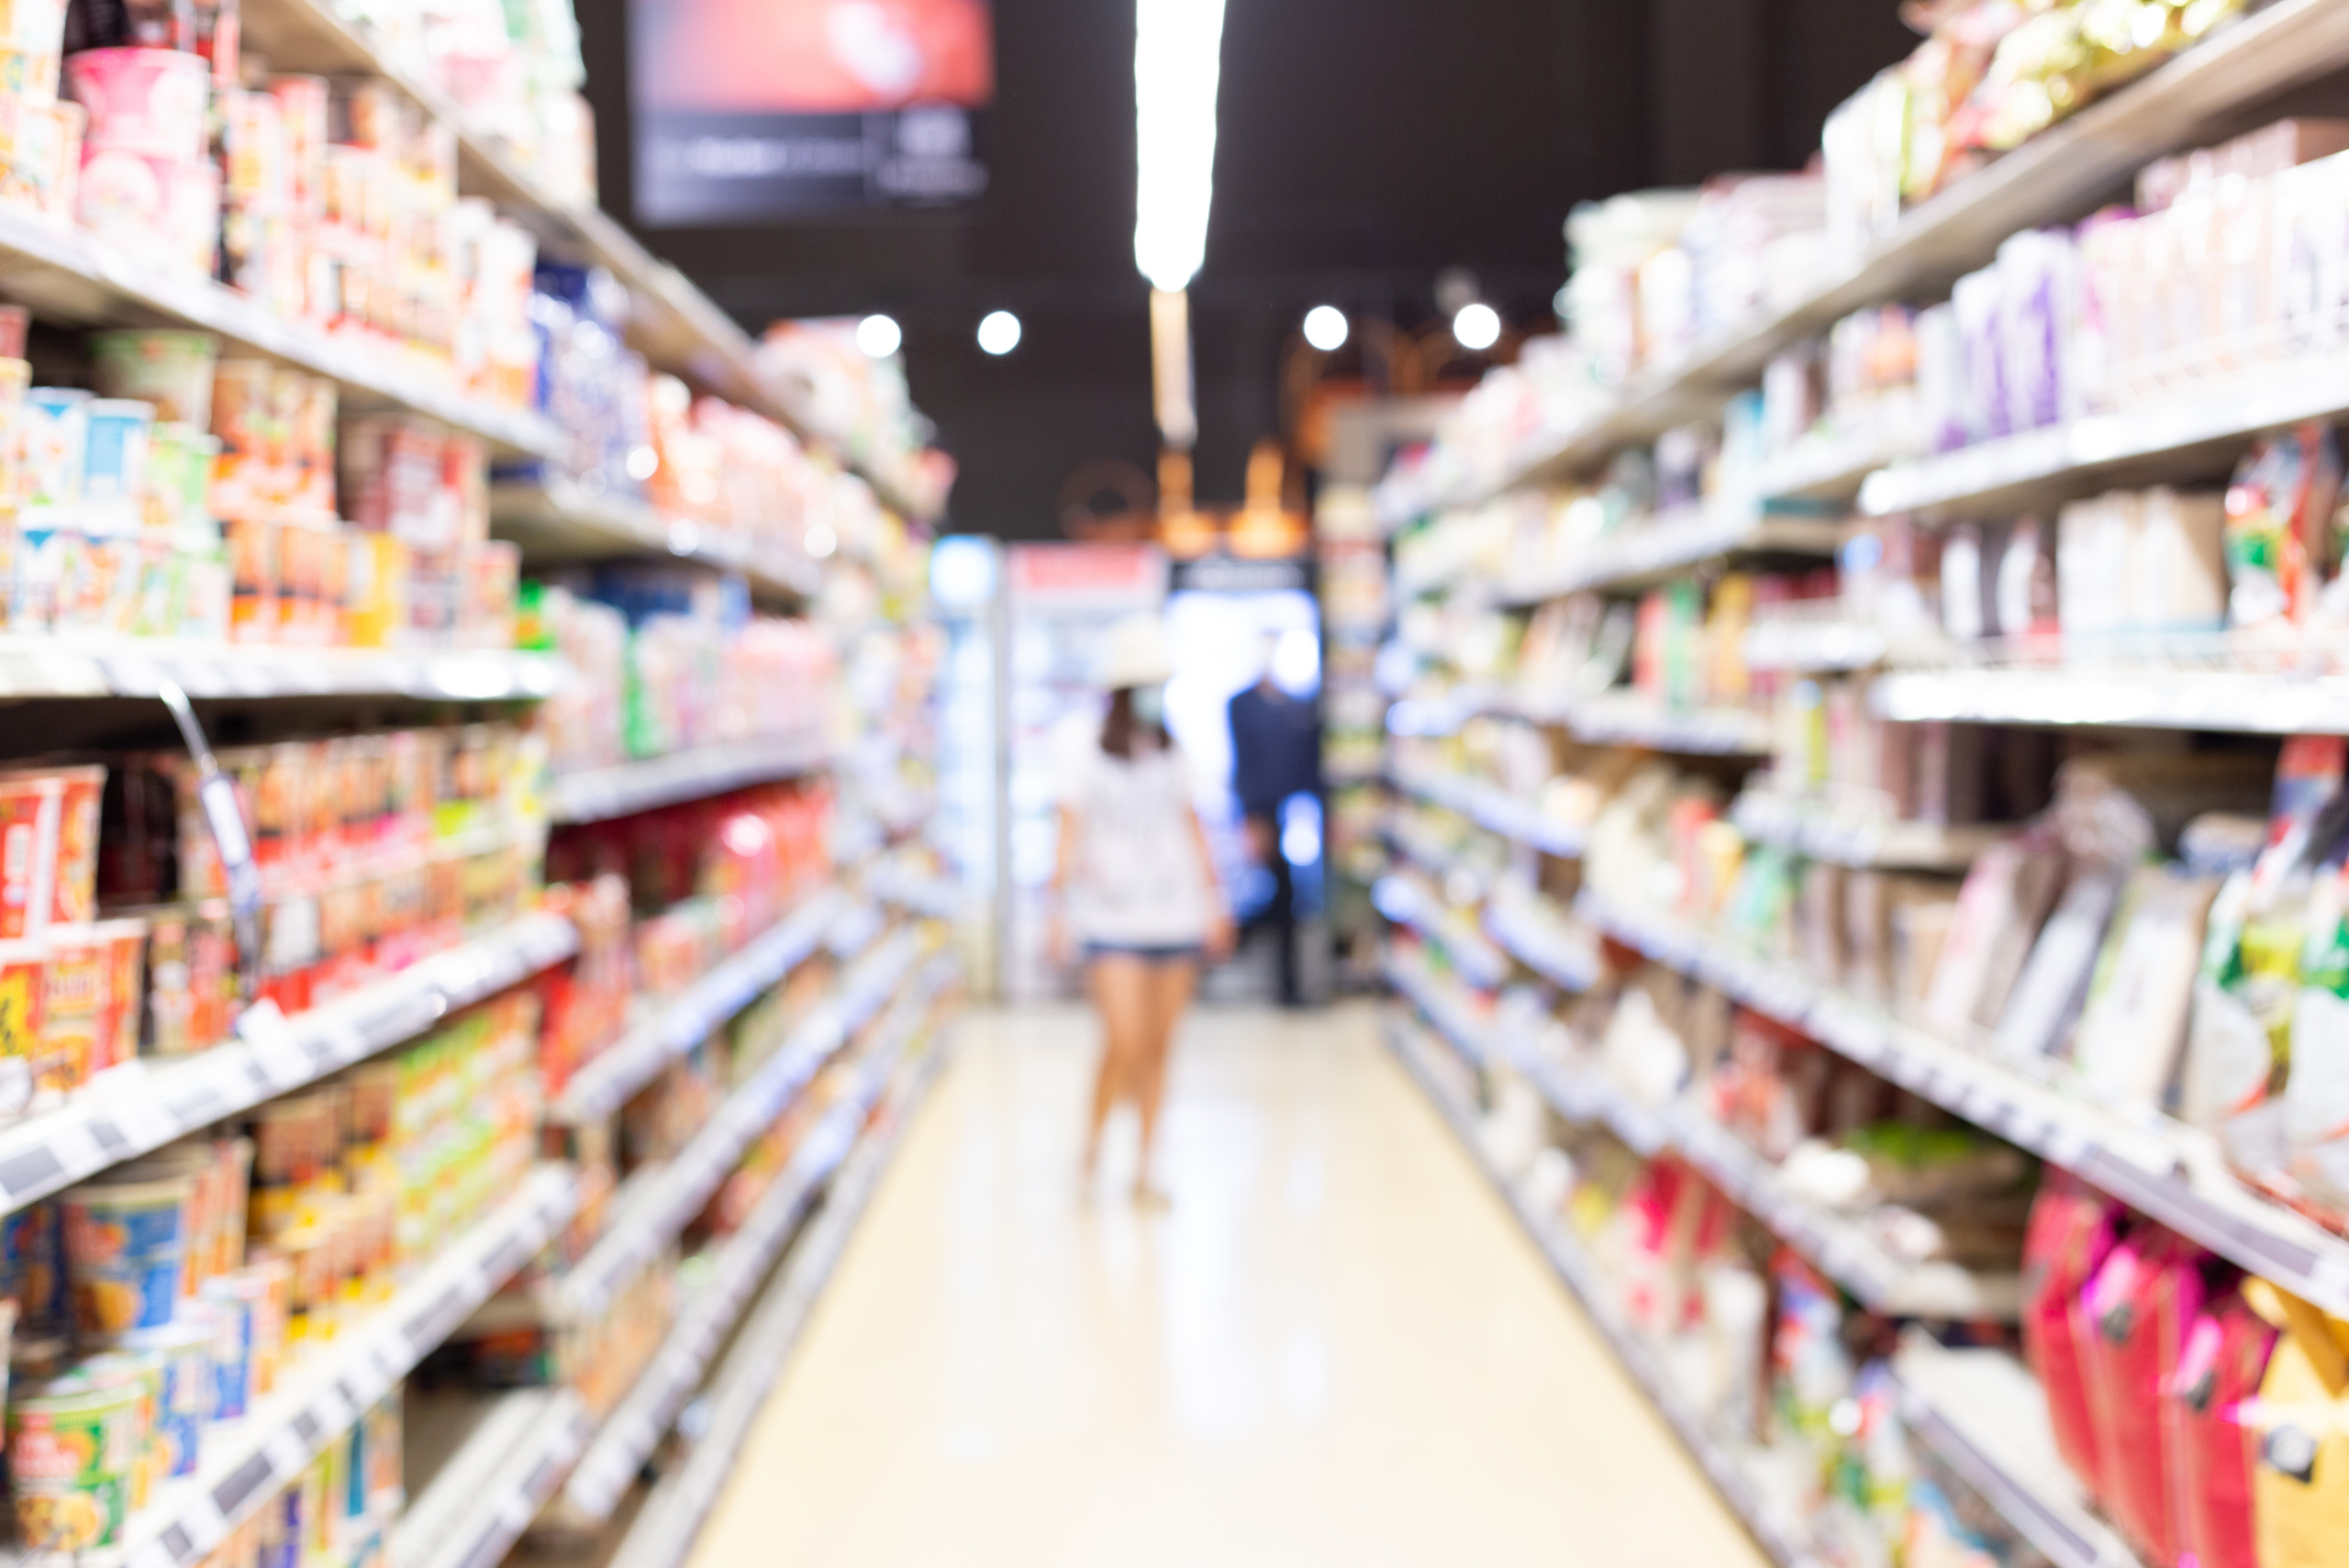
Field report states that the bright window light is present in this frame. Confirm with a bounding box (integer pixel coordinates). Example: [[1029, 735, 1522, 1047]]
[[1453, 302, 1501, 351], [1303, 306, 1349, 351], [1134, 0, 1229, 293], [855, 314, 903, 358], [977, 310, 1022, 355]]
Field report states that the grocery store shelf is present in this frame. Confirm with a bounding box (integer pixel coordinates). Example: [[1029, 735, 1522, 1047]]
[[870, 862, 969, 921], [1730, 791, 2010, 872], [491, 483, 823, 602], [1482, 892, 1603, 993], [115, 1166, 580, 1568], [1394, 942, 2014, 1318], [1755, 432, 1914, 506], [0, 197, 559, 461], [236, 0, 938, 518], [0, 639, 566, 703], [1871, 664, 2349, 736], [603, 1020, 955, 1568], [1380, 1009, 1826, 1568], [1392, 765, 1587, 857], [555, 927, 930, 1321], [0, 912, 578, 1217], [1741, 617, 1895, 674], [1574, 887, 2349, 1318], [1447, 0, 2349, 505], [394, 1391, 596, 1568], [559, 954, 957, 1524], [1497, 506, 1843, 606], [549, 734, 832, 825], [1374, 875, 1511, 990], [549, 891, 849, 1125], [1407, 686, 1777, 756], [1859, 357, 2349, 521], [1893, 1332, 2146, 1568]]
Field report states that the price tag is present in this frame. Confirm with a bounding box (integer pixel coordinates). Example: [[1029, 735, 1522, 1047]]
[[262, 1429, 308, 1480], [237, 1001, 315, 1091], [89, 1061, 173, 1151]]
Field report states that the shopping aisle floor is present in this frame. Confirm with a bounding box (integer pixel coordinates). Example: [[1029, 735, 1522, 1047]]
[[686, 1003, 1767, 1567]]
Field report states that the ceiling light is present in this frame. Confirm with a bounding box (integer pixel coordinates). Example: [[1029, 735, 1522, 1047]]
[[977, 310, 1022, 356], [855, 314, 902, 358], [1133, 0, 1229, 293], [1303, 306, 1349, 351], [1453, 302, 1501, 351]]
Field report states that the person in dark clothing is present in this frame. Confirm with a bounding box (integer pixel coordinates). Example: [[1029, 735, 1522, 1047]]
[[1227, 635, 1321, 1006]]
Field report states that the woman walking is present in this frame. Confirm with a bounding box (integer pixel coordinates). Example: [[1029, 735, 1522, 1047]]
[[1049, 613, 1233, 1205]]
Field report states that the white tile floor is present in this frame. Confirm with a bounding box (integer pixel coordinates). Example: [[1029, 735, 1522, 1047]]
[[686, 1002, 1768, 1567]]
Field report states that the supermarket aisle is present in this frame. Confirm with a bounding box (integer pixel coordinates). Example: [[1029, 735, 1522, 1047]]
[[686, 1003, 1766, 1567]]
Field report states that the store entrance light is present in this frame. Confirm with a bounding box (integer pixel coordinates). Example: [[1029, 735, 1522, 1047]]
[[1453, 302, 1501, 351], [977, 310, 1022, 355], [1303, 306, 1349, 351], [1133, 0, 1227, 295], [855, 314, 903, 358]]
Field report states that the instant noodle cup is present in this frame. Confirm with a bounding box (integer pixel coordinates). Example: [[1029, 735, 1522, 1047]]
[[82, 397, 153, 528], [0, 937, 43, 1113], [65, 48, 208, 163], [218, 1253, 287, 1395], [76, 146, 180, 253], [1, 1200, 65, 1329], [89, 335, 218, 431], [0, 0, 67, 52], [89, 917, 147, 1075], [37, 923, 106, 1093], [21, 384, 85, 515], [6, 1361, 141, 1551], [195, 1273, 256, 1418], [106, 1318, 213, 1478], [61, 1171, 192, 1333], [81, 1346, 162, 1508]]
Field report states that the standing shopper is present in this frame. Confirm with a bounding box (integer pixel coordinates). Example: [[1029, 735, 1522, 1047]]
[[1228, 635, 1321, 1006], [1049, 613, 1233, 1205]]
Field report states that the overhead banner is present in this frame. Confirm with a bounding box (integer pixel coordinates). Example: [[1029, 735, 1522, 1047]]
[[630, 0, 995, 225]]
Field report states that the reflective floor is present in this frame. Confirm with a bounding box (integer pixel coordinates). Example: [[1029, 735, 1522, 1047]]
[[687, 1003, 1768, 1567]]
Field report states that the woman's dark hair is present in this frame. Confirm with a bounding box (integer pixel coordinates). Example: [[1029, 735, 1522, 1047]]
[[1100, 687, 1170, 760]]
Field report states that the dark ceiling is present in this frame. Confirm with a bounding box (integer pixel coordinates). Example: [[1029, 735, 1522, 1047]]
[[574, 0, 1916, 539]]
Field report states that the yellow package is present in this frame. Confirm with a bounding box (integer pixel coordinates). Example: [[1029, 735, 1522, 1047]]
[[2246, 1279, 2349, 1564]]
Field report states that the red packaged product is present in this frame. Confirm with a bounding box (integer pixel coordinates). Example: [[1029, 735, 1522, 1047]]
[[2021, 1175, 2124, 1500], [2165, 1286, 2278, 1568], [2079, 1227, 2204, 1563]]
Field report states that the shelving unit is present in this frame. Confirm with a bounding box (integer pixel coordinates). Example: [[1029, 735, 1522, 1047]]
[[0, 912, 577, 1213], [490, 484, 825, 604], [1481, 892, 1603, 994], [114, 1166, 582, 1568], [1373, 876, 1511, 990], [554, 927, 927, 1322], [1871, 665, 2349, 736], [1499, 507, 1844, 606], [0, 640, 567, 703], [599, 1025, 953, 1568], [549, 734, 833, 826], [556, 953, 957, 1526], [394, 1391, 596, 1568], [1439, 0, 2349, 508], [1728, 791, 2010, 872], [1390, 765, 1587, 857], [1381, 1009, 1827, 1568]]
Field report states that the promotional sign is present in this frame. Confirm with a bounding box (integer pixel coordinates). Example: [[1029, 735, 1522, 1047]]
[[631, 0, 995, 224]]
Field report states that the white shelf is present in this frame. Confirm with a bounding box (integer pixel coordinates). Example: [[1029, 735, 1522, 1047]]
[[1375, 876, 1511, 991], [489, 484, 822, 603], [1380, 1010, 1827, 1568], [106, 1166, 580, 1568], [237, 0, 940, 519], [393, 1391, 595, 1568], [549, 891, 851, 1125], [1543, 693, 1777, 756], [1755, 433, 1914, 506], [1859, 356, 2349, 520], [1730, 791, 2010, 872], [1741, 618, 1895, 674], [1574, 887, 2349, 1318], [0, 912, 577, 1217], [1443, 0, 2349, 505], [1871, 664, 2349, 736], [553, 927, 930, 1322], [1394, 945, 2015, 1318], [1498, 507, 1843, 606], [1482, 893, 1603, 994], [1392, 766, 1587, 857], [602, 1029, 954, 1568], [1893, 1331, 2147, 1568], [870, 862, 969, 922], [0, 197, 558, 461], [557, 953, 957, 1524], [0, 639, 566, 703], [549, 735, 832, 826]]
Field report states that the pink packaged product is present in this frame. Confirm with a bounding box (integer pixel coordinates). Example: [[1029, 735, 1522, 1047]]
[[2078, 1226, 2207, 1565], [64, 48, 207, 163], [2021, 1175, 2124, 1500]]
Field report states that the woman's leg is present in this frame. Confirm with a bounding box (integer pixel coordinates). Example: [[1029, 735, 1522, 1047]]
[[1131, 957, 1198, 1201], [1084, 954, 1150, 1182]]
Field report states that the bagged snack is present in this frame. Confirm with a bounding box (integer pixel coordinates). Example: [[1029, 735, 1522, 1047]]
[[2223, 425, 2343, 629], [2166, 1284, 2279, 1568], [2021, 1175, 2123, 1500]]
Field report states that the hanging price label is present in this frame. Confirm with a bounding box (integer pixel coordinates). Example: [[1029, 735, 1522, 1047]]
[[237, 1000, 314, 1090]]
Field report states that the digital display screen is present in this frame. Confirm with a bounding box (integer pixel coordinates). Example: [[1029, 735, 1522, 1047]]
[[630, 0, 995, 225]]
